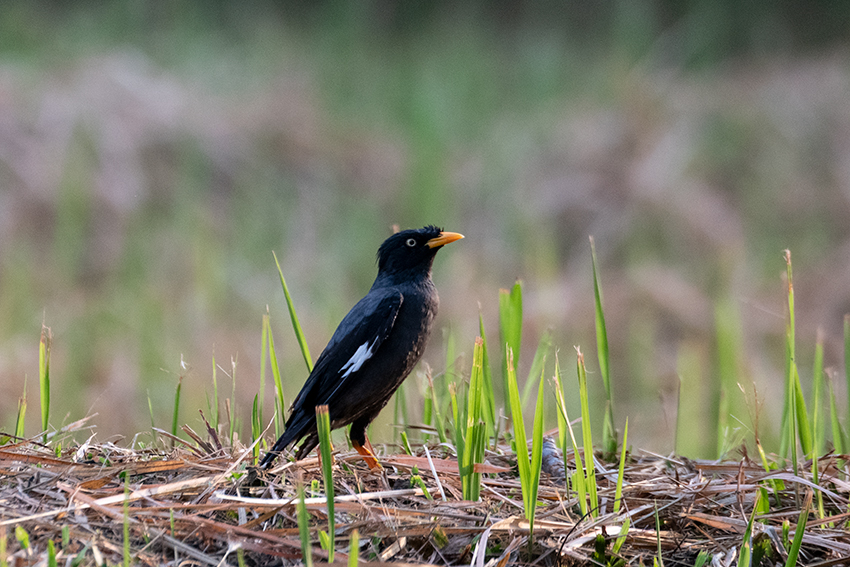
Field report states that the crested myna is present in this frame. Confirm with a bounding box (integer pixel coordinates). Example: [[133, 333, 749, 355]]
[[260, 225, 463, 469]]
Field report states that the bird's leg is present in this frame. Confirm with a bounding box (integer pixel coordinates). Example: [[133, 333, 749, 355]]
[[352, 436, 382, 470], [350, 416, 382, 470]]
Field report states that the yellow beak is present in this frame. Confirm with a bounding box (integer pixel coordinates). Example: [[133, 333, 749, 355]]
[[426, 231, 464, 249]]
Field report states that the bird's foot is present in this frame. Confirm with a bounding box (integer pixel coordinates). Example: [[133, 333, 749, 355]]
[[352, 438, 382, 470]]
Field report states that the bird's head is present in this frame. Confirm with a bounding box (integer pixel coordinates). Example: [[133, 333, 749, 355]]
[[376, 225, 464, 279]]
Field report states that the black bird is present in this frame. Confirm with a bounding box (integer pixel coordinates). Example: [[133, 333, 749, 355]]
[[260, 225, 463, 469]]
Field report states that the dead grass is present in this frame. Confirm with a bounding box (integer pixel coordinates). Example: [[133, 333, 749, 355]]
[[1, 421, 849, 566]]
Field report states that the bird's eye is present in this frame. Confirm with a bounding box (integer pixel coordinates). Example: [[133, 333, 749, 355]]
[[405, 238, 417, 247]]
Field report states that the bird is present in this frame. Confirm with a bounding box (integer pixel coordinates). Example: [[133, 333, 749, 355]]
[[260, 225, 463, 470]]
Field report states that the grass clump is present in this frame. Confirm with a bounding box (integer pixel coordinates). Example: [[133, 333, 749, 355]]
[[4, 244, 850, 565], [456, 337, 487, 501], [506, 348, 545, 538]]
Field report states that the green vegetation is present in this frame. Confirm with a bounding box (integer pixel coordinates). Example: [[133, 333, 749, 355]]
[[506, 347, 545, 537], [0, 2, 849, 563], [348, 529, 360, 567], [315, 405, 335, 562], [38, 326, 50, 442], [590, 237, 616, 459], [0, 2, 847, 457], [456, 337, 486, 501], [0, 241, 846, 564], [296, 482, 313, 567]]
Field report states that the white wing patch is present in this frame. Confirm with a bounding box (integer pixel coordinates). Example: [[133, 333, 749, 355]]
[[340, 339, 376, 378]]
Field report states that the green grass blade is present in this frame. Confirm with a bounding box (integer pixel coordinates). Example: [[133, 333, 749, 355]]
[[171, 374, 182, 441], [782, 250, 805, 474], [38, 325, 51, 442], [500, 281, 523, 402], [612, 517, 630, 555], [812, 329, 825, 461], [297, 482, 313, 567], [348, 529, 359, 567], [47, 539, 56, 567], [813, 331, 826, 455], [786, 490, 812, 567], [478, 313, 496, 442], [654, 505, 664, 567], [400, 431, 413, 455], [553, 353, 568, 457], [521, 329, 551, 410], [393, 382, 408, 445], [554, 355, 587, 516], [210, 354, 219, 430], [788, 358, 800, 478], [252, 394, 261, 462], [450, 382, 463, 459], [273, 251, 313, 372], [780, 251, 795, 458], [737, 491, 761, 567], [551, 352, 572, 499], [460, 337, 486, 501], [755, 439, 783, 503], [273, 389, 283, 439], [14, 526, 29, 550], [15, 382, 26, 439], [123, 475, 131, 567], [576, 347, 599, 516], [267, 324, 286, 435], [613, 417, 629, 514], [828, 374, 845, 454], [422, 373, 433, 439], [784, 358, 798, 475], [229, 357, 238, 445], [506, 348, 531, 512], [315, 405, 335, 562], [410, 467, 433, 500], [528, 374, 545, 538], [794, 367, 812, 457], [845, 314, 850, 430], [590, 237, 616, 458], [694, 551, 711, 567], [147, 389, 155, 431]]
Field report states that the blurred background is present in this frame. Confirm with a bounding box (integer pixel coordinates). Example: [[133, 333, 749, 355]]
[[1, 1, 850, 459]]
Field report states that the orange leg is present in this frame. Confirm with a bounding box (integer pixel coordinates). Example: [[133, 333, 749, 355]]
[[352, 435, 382, 470]]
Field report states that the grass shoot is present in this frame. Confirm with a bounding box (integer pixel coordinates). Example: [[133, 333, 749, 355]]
[[274, 251, 313, 373], [38, 325, 51, 443], [499, 281, 523, 405], [315, 405, 335, 562], [590, 236, 616, 459], [266, 320, 285, 438], [457, 337, 487, 501], [576, 346, 599, 517], [506, 348, 544, 538], [296, 481, 313, 567]]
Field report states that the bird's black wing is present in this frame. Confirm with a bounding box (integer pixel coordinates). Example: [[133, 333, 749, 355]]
[[289, 289, 403, 416]]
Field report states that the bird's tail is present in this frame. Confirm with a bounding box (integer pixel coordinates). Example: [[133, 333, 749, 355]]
[[259, 427, 300, 469]]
